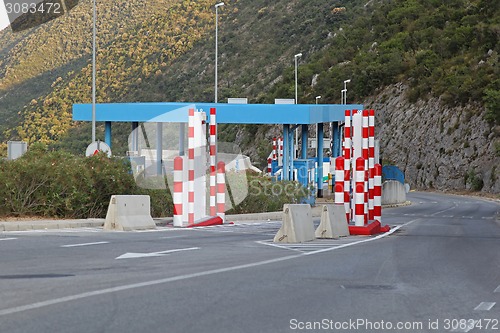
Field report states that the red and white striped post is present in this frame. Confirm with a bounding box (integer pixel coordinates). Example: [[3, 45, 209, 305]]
[[272, 137, 277, 161], [334, 156, 345, 205], [354, 157, 366, 226], [362, 110, 369, 161], [373, 163, 382, 222], [267, 155, 272, 174], [344, 110, 352, 163], [209, 108, 217, 216], [362, 110, 369, 223], [217, 161, 226, 223], [368, 109, 375, 221], [343, 110, 352, 222], [278, 137, 283, 166], [173, 156, 184, 227], [188, 108, 195, 226]]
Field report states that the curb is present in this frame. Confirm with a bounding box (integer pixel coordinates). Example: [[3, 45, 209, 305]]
[[382, 201, 412, 208], [0, 219, 105, 232], [226, 206, 325, 222], [0, 202, 413, 231]]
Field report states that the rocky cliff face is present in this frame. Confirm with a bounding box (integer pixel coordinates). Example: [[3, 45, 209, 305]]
[[367, 83, 500, 193]]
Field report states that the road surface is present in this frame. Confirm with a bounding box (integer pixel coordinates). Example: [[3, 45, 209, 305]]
[[0, 192, 498, 332]]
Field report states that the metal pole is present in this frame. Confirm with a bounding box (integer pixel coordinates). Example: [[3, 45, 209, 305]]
[[315, 96, 321, 148], [317, 123, 324, 198], [215, 2, 225, 103], [343, 79, 351, 104], [295, 57, 298, 105], [294, 53, 302, 158], [215, 5, 218, 103], [91, 0, 96, 143]]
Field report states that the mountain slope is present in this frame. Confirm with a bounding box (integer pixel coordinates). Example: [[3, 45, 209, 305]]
[[0, 0, 212, 146]]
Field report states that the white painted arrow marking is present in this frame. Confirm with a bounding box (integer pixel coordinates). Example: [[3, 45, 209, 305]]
[[115, 247, 200, 260]]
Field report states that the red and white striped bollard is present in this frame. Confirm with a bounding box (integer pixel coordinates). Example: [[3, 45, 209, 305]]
[[354, 157, 366, 226], [188, 108, 195, 226], [173, 156, 184, 227], [209, 108, 217, 216], [368, 109, 375, 221], [217, 161, 226, 223], [374, 163, 382, 222]]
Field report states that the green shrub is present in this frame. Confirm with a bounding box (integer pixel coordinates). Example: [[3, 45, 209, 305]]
[[0, 151, 308, 219], [465, 169, 484, 191], [0, 149, 139, 218]]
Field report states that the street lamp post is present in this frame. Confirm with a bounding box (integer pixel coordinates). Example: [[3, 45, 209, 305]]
[[343, 79, 351, 104], [294, 53, 302, 104], [215, 2, 225, 103], [294, 53, 302, 158], [315, 96, 321, 145], [91, 0, 96, 143]]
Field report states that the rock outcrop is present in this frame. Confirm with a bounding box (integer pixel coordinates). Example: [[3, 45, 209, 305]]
[[367, 83, 500, 193]]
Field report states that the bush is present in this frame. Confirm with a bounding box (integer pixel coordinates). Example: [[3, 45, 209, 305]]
[[0, 149, 140, 218], [465, 169, 484, 191], [0, 151, 307, 219], [484, 87, 500, 125]]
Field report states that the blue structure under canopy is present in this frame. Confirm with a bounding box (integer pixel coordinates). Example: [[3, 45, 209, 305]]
[[73, 102, 363, 197]]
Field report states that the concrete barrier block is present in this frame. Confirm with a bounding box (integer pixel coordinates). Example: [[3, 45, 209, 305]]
[[315, 204, 349, 239], [381, 180, 407, 205], [274, 204, 314, 243], [104, 195, 156, 231]]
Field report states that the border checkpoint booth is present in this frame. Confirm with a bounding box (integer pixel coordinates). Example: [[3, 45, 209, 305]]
[[73, 102, 363, 209]]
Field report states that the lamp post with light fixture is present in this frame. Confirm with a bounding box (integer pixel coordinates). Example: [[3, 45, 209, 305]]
[[343, 79, 351, 104], [215, 2, 225, 103]]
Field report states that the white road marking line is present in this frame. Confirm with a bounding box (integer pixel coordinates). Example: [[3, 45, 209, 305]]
[[474, 302, 496, 311], [305, 219, 420, 256], [159, 235, 188, 239], [430, 204, 458, 217], [494, 285, 500, 293], [254, 241, 304, 253], [0, 252, 303, 317], [0, 238, 17, 241], [61, 241, 110, 248], [0, 218, 420, 317], [115, 247, 200, 260]]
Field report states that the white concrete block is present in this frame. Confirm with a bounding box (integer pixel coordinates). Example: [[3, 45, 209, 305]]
[[104, 195, 156, 231], [274, 204, 314, 243], [381, 180, 406, 205], [315, 204, 349, 239]]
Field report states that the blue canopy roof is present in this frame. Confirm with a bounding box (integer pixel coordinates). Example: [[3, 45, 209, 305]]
[[72, 102, 364, 124]]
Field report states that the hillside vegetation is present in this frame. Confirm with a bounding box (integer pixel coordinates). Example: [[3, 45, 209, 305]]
[[0, 0, 216, 151], [0, 0, 498, 191]]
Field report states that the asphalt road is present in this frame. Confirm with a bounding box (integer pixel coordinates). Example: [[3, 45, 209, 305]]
[[0, 192, 499, 333]]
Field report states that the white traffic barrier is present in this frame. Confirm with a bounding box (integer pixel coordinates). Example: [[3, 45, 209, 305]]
[[274, 204, 315, 243], [315, 205, 349, 239], [381, 180, 407, 205], [104, 195, 156, 231]]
